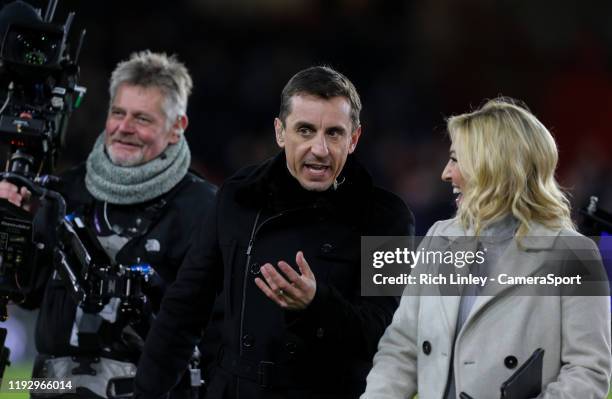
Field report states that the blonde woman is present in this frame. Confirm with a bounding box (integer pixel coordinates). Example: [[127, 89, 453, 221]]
[[362, 98, 611, 398]]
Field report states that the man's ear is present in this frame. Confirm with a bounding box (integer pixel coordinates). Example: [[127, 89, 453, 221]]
[[274, 117, 285, 148], [348, 125, 362, 154], [169, 115, 189, 144]]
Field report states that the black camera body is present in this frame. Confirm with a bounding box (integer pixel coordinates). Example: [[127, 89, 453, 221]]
[[0, 2, 86, 176], [0, 0, 85, 309], [0, 1, 151, 322]]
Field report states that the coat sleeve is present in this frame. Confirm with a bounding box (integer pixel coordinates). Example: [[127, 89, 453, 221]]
[[18, 191, 66, 310], [537, 294, 611, 398], [17, 254, 53, 309], [360, 294, 420, 398], [134, 191, 223, 398], [539, 236, 612, 398], [361, 221, 442, 399]]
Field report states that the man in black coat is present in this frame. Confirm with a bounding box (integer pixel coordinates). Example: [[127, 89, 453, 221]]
[[135, 66, 414, 399], [0, 50, 216, 398]]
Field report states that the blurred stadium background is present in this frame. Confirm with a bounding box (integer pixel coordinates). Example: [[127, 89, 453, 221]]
[[1, 0, 611, 395]]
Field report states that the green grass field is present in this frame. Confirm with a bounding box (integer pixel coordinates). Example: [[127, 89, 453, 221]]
[[1, 362, 33, 398]]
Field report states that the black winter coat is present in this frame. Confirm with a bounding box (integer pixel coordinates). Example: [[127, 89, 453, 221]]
[[27, 164, 217, 362], [135, 153, 414, 399]]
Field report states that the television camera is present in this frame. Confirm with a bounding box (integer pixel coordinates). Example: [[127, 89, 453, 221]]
[[0, 0, 153, 382]]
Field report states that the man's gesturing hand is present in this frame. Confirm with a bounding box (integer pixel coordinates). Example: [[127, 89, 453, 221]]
[[254, 251, 317, 310]]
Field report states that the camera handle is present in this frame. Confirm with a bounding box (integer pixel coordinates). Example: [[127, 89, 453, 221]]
[[0, 171, 82, 383], [0, 172, 66, 217], [2, 172, 92, 302]]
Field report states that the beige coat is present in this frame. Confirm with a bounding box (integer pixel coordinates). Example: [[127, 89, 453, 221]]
[[362, 218, 612, 399]]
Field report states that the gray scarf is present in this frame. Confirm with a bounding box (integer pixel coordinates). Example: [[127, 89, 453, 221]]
[[85, 133, 191, 205]]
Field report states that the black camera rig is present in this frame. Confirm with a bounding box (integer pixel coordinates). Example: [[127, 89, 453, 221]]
[[0, 0, 153, 384], [0, 0, 86, 311]]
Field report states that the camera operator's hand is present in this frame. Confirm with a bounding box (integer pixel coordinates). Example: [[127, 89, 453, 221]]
[[0, 180, 31, 210]]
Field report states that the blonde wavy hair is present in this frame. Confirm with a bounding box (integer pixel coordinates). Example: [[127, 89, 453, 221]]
[[447, 97, 574, 238]]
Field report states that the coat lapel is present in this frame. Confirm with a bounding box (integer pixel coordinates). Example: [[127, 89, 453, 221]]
[[434, 224, 480, 336], [463, 223, 561, 329]]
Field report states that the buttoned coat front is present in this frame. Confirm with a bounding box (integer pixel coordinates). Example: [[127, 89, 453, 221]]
[[136, 152, 415, 399], [362, 218, 612, 399]]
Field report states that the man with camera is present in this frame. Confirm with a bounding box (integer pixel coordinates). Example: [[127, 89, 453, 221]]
[[134, 66, 415, 399], [0, 50, 216, 398]]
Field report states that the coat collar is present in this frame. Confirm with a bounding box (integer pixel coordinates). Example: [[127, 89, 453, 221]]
[[234, 151, 374, 220], [435, 217, 562, 250], [436, 217, 566, 337]]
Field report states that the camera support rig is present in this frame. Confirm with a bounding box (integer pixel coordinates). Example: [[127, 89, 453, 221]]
[[0, 4, 172, 395], [0, 0, 86, 314]]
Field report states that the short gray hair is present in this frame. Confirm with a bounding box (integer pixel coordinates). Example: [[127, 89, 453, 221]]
[[109, 50, 193, 129]]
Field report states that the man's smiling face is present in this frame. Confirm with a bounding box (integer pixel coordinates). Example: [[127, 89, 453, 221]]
[[104, 83, 179, 166]]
